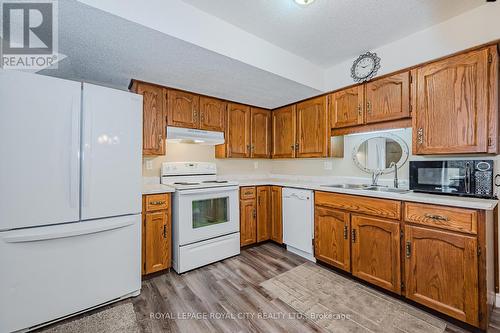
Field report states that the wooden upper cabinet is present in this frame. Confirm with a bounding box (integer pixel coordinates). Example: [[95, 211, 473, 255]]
[[351, 215, 401, 294], [227, 103, 251, 158], [365, 71, 411, 124], [251, 108, 272, 158], [167, 90, 199, 129], [405, 225, 479, 326], [330, 86, 364, 128], [240, 199, 256, 246], [270, 186, 283, 244], [134, 83, 166, 156], [296, 96, 329, 158], [199, 96, 226, 132], [314, 206, 351, 272], [413, 48, 490, 154], [256, 186, 271, 242], [272, 105, 296, 158]]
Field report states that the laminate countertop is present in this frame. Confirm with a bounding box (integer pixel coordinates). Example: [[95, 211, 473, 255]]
[[230, 178, 498, 211], [142, 183, 175, 195]]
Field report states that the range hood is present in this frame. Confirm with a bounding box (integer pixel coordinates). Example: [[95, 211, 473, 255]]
[[166, 126, 224, 145]]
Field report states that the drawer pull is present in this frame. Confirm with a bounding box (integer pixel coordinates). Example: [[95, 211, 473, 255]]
[[424, 213, 448, 221], [150, 201, 166, 206]]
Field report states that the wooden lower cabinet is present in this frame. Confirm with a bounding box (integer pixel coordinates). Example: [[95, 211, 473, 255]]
[[142, 193, 171, 275], [240, 186, 282, 246], [314, 206, 351, 272], [405, 225, 479, 326], [270, 186, 283, 244], [351, 215, 401, 294]]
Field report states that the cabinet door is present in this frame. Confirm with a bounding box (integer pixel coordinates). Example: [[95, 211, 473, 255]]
[[136, 83, 165, 156], [256, 186, 271, 242], [314, 207, 351, 272], [365, 71, 410, 124], [227, 103, 251, 158], [272, 105, 296, 158], [330, 86, 364, 128], [351, 215, 401, 294], [405, 225, 478, 326], [296, 96, 329, 158], [270, 186, 283, 244], [143, 211, 170, 274], [240, 199, 257, 246], [199, 96, 226, 132], [166, 90, 200, 129], [251, 108, 272, 158], [414, 48, 489, 154]]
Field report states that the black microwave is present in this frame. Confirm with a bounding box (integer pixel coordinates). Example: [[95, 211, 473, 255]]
[[409, 160, 494, 198]]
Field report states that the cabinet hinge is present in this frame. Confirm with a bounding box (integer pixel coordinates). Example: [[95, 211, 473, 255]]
[[405, 241, 411, 258], [478, 246, 482, 257], [488, 137, 493, 147], [488, 52, 493, 64], [401, 282, 405, 290], [143, 262, 146, 272], [400, 230, 404, 238], [409, 74, 413, 84]]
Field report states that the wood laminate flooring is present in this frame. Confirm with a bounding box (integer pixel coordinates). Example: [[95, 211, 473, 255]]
[[37, 243, 500, 333]]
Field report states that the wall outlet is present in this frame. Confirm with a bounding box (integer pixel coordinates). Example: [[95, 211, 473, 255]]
[[254, 161, 259, 169], [324, 161, 333, 170], [145, 160, 153, 170]]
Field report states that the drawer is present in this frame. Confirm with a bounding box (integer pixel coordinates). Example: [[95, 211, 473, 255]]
[[240, 187, 256, 200], [404, 202, 478, 234], [144, 193, 170, 212], [315, 191, 401, 220]]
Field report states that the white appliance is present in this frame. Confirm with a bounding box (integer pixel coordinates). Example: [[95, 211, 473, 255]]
[[0, 70, 143, 333], [282, 188, 315, 262], [166, 126, 224, 145], [161, 162, 240, 273]]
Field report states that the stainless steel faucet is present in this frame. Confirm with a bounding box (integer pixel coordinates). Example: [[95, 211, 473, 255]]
[[390, 162, 398, 188], [371, 170, 383, 186]]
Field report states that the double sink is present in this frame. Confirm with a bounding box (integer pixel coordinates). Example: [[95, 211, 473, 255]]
[[322, 184, 410, 194]]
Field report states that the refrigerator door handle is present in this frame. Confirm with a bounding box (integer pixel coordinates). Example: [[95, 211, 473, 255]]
[[3, 218, 134, 243], [69, 90, 81, 209], [81, 96, 93, 209]]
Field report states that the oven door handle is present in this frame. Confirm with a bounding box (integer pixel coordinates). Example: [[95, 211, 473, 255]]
[[177, 186, 239, 196], [465, 162, 472, 194]]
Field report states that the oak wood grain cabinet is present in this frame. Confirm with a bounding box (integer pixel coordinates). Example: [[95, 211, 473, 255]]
[[166, 90, 199, 129], [330, 86, 364, 129], [272, 105, 296, 158], [413, 46, 497, 154], [270, 186, 283, 244], [199, 96, 226, 132], [251, 108, 272, 158], [130, 82, 166, 156], [351, 214, 401, 294], [240, 186, 282, 246], [296, 96, 330, 158], [256, 186, 271, 242], [314, 206, 351, 272], [142, 193, 171, 275], [226, 103, 252, 158]]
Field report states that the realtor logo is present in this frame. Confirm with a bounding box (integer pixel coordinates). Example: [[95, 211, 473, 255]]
[[1, 0, 58, 69]]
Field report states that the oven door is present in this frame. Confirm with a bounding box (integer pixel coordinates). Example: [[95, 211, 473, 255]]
[[409, 160, 471, 195], [176, 186, 239, 246]]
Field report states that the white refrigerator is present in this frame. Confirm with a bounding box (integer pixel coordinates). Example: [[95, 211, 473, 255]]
[[0, 70, 143, 333]]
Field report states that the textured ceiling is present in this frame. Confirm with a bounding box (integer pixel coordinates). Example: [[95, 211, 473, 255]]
[[181, 0, 484, 66], [39, 0, 321, 109]]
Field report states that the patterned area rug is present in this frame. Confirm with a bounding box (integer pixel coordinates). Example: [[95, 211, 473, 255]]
[[39, 303, 140, 333], [260, 262, 447, 333]]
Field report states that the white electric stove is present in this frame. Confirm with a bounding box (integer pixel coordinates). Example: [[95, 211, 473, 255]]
[[161, 162, 240, 273]]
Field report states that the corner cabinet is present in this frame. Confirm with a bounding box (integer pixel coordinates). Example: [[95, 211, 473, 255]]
[[142, 193, 171, 275], [413, 46, 498, 154], [130, 82, 166, 156]]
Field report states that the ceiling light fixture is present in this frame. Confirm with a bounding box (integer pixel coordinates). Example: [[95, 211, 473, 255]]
[[294, 0, 316, 6]]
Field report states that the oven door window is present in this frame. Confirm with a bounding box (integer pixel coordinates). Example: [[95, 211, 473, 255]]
[[192, 197, 229, 229]]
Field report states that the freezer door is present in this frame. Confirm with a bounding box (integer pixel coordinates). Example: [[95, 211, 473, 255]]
[[81, 83, 143, 220], [0, 70, 81, 230], [0, 215, 141, 333]]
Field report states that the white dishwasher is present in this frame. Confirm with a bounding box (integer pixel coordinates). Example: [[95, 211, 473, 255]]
[[282, 188, 315, 262]]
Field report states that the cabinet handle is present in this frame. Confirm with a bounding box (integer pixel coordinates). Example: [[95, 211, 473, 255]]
[[351, 229, 356, 243], [424, 213, 449, 221], [200, 112, 204, 123], [366, 101, 372, 114], [357, 105, 362, 116], [163, 224, 167, 239], [158, 134, 162, 146], [405, 241, 412, 258], [253, 208, 256, 219], [295, 143, 299, 151], [290, 144, 295, 151], [417, 128, 424, 144], [150, 201, 166, 206], [247, 144, 251, 152], [343, 225, 348, 240]]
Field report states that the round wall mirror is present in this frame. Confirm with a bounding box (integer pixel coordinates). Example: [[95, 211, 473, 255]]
[[352, 133, 409, 174]]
